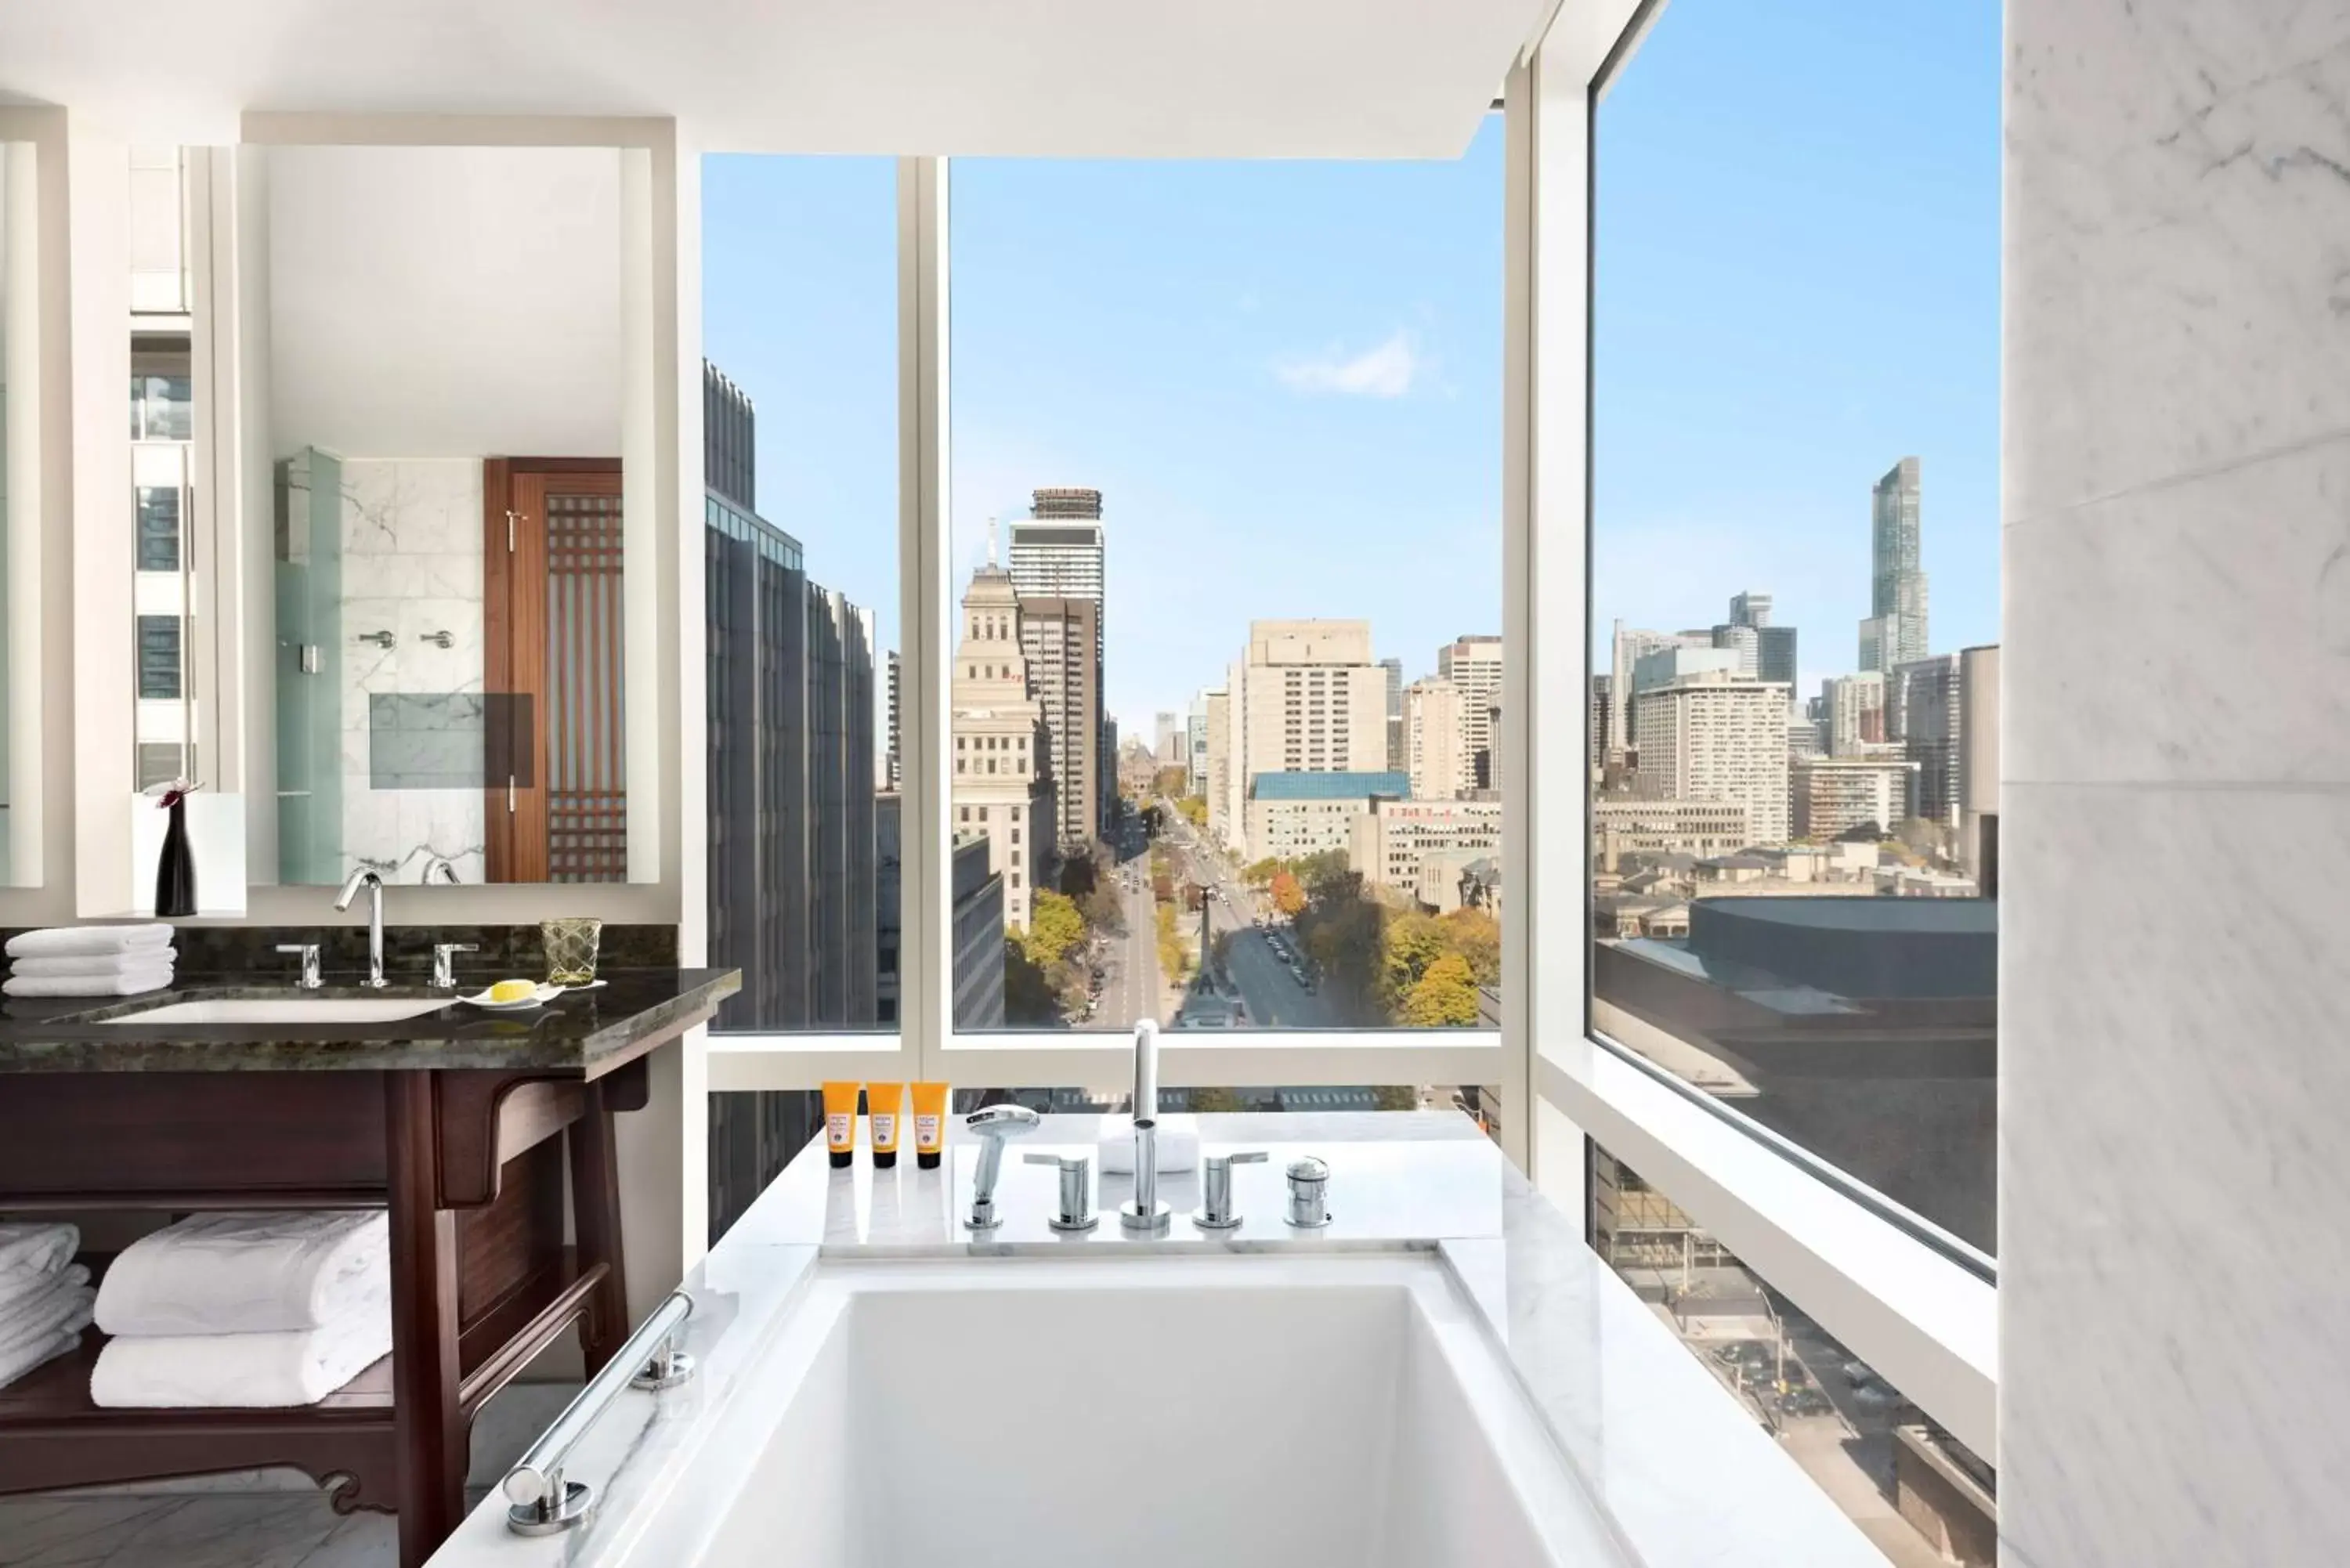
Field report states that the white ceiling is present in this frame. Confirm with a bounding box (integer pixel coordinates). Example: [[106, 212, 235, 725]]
[[0, 0, 1550, 158]]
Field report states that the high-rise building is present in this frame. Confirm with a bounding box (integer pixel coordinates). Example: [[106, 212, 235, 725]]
[[1792, 757, 1918, 840], [1589, 674, 1613, 770], [1153, 710, 1183, 765], [1958, 645, 2000, 891], [703, 362, 878, 1034], [1403, 676, 1468, 800], [884, 650, 902, 792], [1380, 656, 1405, 772], [1437, 635, 1503, 790], [1007, 489, 1108, 830], [1710, 623, 1759, 677], [1224, 620, 1386, 858], [1186, 693, 1212, 797], [1204, 687, 1234, 841], [1756, 625, 1799, 688], [1350, 797, 1505, 898], [1609, 621, 1679, 765], [1018, 595, 1101, 850], [951, 551, 1055, 934], [1632, 670, 1792, 845], [1824, 671, 1889, 757], [1632, 643, 1740, 698], [1891, 653, 1964, 828], [1727, 591, 1773, 629], [1860, 457, 1929, 672]]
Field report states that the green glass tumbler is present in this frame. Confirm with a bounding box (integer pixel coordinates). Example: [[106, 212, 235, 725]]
[[543, 918, 602, 986]]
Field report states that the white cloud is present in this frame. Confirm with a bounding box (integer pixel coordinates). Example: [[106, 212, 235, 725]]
[[1274, 330, 1422, 399]]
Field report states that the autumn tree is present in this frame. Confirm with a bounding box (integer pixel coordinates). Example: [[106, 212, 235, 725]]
[[1269, 869, 1307, 917], [1401, 952, 1480, 1027], [1438, 907, 1502, 987], [1019, 890, 1086, 970]]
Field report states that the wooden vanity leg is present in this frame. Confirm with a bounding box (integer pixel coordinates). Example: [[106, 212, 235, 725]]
[[386, 1071, 467, 1568], [569, 1078, 631, 1375]]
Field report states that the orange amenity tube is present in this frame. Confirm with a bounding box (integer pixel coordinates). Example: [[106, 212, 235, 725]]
[[911, 1082, 949, 1170], [822, 1081, 861, 1169], [866, 1082, 906, 1169]]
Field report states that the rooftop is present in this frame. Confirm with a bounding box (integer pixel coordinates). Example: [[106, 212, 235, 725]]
[[1249, 770, 1410, 800]]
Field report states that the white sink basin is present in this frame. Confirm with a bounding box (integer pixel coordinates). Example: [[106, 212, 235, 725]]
[[103, 997, 458, 1024], [584, 1255, 1616, 1568]]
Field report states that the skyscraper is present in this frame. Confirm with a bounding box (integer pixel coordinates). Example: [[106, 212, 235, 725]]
[[1824, 671, 1889, 757], [1186, 692, 1212, 797], [1228, 620, 1386, 856], [951, 549, 1055, 934], [1891, 653, 1963, 828], [1756, 625, 1799, 689], [1379, 656, 1405, 772], [1404, 676, 1467, 800], [1860, 457, 1929, 672], [1609, 620, 1679, 767], [1007, 488, 1108, 834], [1018, 596, 1099, 852], [1153, 710, 1183, 764], [1632, 670, 1792, 845], [1727, 591, 1773, 629], [1437, 635, 1503, 792], [884, 650, 902, 792]]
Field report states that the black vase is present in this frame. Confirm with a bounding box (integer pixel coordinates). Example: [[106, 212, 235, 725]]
[[155, 797, 197, 918]]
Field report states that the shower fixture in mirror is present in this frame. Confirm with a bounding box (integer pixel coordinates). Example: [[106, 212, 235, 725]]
[[0, 139, 39, 887], [248, 141, 656, 887]]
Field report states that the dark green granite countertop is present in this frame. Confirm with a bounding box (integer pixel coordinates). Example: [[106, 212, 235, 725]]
[[0, 968, 740, 1074]]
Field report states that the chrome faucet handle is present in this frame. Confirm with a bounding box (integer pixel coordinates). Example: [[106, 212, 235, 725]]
[[964, 1105, 1040, 1230], [432, 943, 479, 989], [274, 945, 322, 991], [1285, 1154, 1332, 1230], [1025, 1151, 1098, 1232], [1191, 1151, 1267, 1232]]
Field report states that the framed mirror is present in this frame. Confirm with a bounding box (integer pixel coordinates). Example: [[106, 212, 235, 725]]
[[239, 141, 659, 887]]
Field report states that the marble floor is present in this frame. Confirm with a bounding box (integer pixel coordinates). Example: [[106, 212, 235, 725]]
[[0, 1382, 573, 1568]]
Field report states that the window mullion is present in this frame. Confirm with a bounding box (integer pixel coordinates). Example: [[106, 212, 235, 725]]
[[899, 156, 951, 1079]]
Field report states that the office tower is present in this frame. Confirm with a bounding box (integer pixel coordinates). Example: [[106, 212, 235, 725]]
[[1791, 757, 1918, 840], [1710, 623, 1759, 677], [1007, 488, 1108, 830], [1824, 671, 1889, 757], [1154, 710, 1183, 765], [884, 650, 902, 792], [1240, 620, 1388, 779], [1404, 677, 1468, 800], [1958, 645, 2000, 891], [951, 553, 1055, 934], [1437, 635, 1503, 789], [1632, 643, 1739, 699], [1186, 692, 1212, 797], [1018, 595, 1100, 850], [1727, 591, 1773, 629], [703, 362, 879, 1034], [1632, 670, 1792, 845], [1609, 621, 1678, 766], [1891, 653, 1963, 828], [1589, 674, 1612, 769], [1860, 457, 1929, 672], [1380, 656, 1405, 771], [1756, 625, 1798, 688], [1218, 656, 1247, 848]]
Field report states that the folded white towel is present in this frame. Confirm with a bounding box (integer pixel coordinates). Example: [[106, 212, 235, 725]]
[[89, 1307, 390, 1409], [96, 1210, 389, 1338], [3, 966, 175, 999], [0, 1223, 78, 1278], [4, 924, 174, 959], [0, 1325, 83, 1393], [0, 1266, 91, 1345], [10, 951, 179, 978], [1097, 1114, 1202, 1175]]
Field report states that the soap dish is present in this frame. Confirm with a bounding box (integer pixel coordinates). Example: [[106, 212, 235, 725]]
[[458, 982, 564, 1012]]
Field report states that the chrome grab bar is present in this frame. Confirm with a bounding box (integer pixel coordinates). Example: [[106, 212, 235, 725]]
[[502, 1288, 697, 1536]]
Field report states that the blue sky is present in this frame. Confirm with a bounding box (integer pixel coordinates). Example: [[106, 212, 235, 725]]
[[703, 0, 1999, 738]]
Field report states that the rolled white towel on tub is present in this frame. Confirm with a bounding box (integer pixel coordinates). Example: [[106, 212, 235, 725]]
[[9, 951, 179, 978], [3, 966, 174, 999], [4, 923, 174, 960], [0, 1223, 78, 1280], [89, 1307, 390, 1408], [1096, 1114, 1201, 1175], [96, 1210, 388, 1338]]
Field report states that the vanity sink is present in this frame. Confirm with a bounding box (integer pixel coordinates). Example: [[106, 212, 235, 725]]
[[102, 996, 458, 1025]]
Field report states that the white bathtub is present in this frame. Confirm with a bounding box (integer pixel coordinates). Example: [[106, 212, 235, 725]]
[[587, 1253, 1625, 1568]]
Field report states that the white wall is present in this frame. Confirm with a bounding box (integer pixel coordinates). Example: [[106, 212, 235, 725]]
[[2001, 9, 2350, 1566], [265, 143, 623, 461]]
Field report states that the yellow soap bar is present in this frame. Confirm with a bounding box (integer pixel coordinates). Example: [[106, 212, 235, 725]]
[[489, 978, 539, 1003]]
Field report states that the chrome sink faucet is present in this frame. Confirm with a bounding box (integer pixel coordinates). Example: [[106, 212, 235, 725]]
[[1120, 1018, 1170, 1233], [965, 1106, 1039, 1230], [334, 867, 389, 988]]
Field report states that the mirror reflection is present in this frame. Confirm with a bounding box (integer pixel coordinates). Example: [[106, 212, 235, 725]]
[[2, 140, 35, 886], [251, 143, 649, 887]]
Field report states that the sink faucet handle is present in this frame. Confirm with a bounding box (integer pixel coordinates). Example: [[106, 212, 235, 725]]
[[432, 943, 479, 989], [964, 1106, 1040, 1231], [1024, 1152, 1098, 1233], [274, 945, 323, 991], [1193, 1150, 1267, 1231]]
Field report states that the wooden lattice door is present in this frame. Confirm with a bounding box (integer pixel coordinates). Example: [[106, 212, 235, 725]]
[[484, 457, 627, 883]]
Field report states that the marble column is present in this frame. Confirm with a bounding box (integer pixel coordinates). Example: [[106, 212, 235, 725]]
[[2003, 6, 2350, 1566]]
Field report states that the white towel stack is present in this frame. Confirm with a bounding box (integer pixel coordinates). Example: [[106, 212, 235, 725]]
[[90, 1210, 392, 1409], [0, 1222, 95, 1391], [3, 924, 176, 998]]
